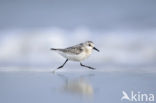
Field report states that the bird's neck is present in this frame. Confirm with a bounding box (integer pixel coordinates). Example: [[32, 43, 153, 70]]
[[84, 48, 92, 55]]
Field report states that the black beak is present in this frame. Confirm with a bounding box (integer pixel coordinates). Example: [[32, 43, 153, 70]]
[[93, 47, 100, 52]]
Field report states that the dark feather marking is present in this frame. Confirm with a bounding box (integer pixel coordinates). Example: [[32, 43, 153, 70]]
[[60, 43, 84, 55]]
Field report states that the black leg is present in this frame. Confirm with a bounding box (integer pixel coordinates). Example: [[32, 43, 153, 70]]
[[80, 63, 95, 70], [57, 59, 68, 69]]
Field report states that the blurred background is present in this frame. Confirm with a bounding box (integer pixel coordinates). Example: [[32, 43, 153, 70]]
[[0, 0, 156, 71], [0, 1, 156, 103]]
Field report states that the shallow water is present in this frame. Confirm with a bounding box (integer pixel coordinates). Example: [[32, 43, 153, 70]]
[[0, 67, 156, 103]]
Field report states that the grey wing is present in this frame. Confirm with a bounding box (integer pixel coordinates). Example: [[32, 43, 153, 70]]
[[62, 43, 83, 55]]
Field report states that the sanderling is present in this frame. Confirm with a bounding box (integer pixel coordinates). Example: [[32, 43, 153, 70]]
[[51, 41, 99, 70]]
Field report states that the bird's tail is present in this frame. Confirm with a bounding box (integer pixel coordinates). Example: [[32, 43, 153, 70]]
[[50, 48, 58, 50]]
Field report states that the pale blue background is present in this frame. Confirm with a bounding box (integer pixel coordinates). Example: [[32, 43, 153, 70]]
[[0, 0, 156, 103]]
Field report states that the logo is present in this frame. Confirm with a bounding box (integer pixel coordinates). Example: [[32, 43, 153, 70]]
[[121, 91, 155, 102]]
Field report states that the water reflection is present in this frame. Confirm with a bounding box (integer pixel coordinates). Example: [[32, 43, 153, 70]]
[[57, 74, 94, 97]]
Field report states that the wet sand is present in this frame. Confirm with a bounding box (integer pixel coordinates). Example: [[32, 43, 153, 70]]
[[0, 67, 156, 103]]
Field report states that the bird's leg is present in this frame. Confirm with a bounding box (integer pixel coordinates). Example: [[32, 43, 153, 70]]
[[57, 59, 68, 69], [80, 63, 95, 70]]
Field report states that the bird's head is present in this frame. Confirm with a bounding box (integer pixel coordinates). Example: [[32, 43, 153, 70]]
[[84, 41, 99, 52]]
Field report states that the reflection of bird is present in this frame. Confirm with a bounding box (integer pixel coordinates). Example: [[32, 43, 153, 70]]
[[58, 74, 94, 97], [64, 79, 94, 96], [121, 91, 130, 101], [51, 41, 99, 69]]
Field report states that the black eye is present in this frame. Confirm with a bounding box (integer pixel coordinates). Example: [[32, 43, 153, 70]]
[[88, 44, 91, 46]]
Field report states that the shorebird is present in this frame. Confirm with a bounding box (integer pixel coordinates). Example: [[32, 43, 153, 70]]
[[51, 41, 99, 70]]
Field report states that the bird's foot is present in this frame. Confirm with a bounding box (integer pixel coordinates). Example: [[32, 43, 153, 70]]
[[57, 66, 63, 69]]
